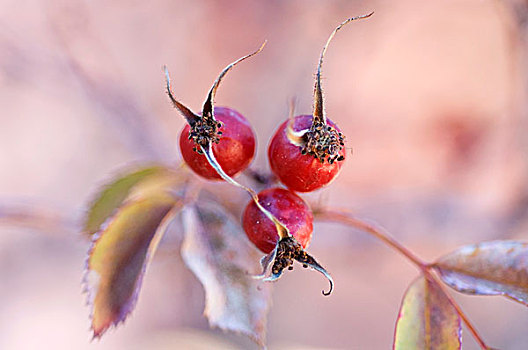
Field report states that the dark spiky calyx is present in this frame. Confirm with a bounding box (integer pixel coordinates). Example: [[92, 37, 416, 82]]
[[269, 236, 334, 295], [300, 119, 345, 164], [187, 114, 223, 154], [271, 237, 313, 274]]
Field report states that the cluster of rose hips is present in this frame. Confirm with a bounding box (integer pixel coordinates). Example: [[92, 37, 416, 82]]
[[165, 13, 372, 295]]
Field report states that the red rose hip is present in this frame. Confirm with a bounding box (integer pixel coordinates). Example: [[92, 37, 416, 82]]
[[268, 114, 345, 192], [179, 106, 255, 180], [243, 187, 313, 254]]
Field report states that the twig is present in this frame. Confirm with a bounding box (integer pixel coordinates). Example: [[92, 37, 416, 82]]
[[0, 204, 76, 236]]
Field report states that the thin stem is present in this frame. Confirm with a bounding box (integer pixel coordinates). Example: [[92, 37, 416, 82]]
[[201, 143, 290, 239], [316, 209, 426, 270], [316, 208, 492, 350]]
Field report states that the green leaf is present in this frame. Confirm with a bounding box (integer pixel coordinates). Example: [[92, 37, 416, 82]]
[[180, 202, 272, 346], [83, 165, 183, 236], [84, 194, 181, 338], [394, 275, 461, 350], [433, 241, 528, 305]]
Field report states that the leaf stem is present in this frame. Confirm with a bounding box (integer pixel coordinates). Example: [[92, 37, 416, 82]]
[[316, 208, 492, 350]]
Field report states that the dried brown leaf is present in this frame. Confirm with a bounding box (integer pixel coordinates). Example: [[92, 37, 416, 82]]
[[180, 202, 272, 347], [394, 275, 461, 350], [434, 240, 528, 305]]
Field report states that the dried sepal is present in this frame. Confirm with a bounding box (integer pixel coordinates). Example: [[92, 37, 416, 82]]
[[164, 66, 200, 125], [255, 246, 278, 279], [201, 41, 266, 125], [165, 42, 266, 154], [285, 97, 307, 147], [256, 236, 334, 296], [300, 12, 373, 164], [313, 12, 373, 124]]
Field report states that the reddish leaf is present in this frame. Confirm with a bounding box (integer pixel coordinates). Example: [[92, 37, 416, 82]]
[[83, 165, 183, 237], [394, 275, 461, 350], [434, 241, 528, 305], [180, 202, 272, 346], [84, 194, 180, 338]]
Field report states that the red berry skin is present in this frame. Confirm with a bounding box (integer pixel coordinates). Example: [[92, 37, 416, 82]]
[[243, 187, 313, 254], [268, 114, 346, 192], [180, 106, 256, 180]]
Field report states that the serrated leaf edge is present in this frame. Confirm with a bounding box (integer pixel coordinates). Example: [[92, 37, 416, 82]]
[[82, 197, 182, 339]]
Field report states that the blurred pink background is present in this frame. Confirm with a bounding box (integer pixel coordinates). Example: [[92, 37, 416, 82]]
[[1, 0, 528, 349]]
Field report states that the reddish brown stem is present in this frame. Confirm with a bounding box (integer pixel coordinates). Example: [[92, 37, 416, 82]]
[[316, 208, 492, 350], [0, 204, 75, 236], [316, 209, 426, 270]]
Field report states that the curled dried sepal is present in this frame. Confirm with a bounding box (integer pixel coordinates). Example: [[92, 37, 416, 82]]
[[164, 67, 220, 153], [256, 237, 334, 296], [164, 67, 200, 125], [313, 12, 373, 124], [164, 41, 266, 154], [201, 41, 266, 125], [297, 12, 373, 164]]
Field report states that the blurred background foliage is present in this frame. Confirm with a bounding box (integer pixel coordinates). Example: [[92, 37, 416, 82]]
[[1, 0, 528, 349]]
